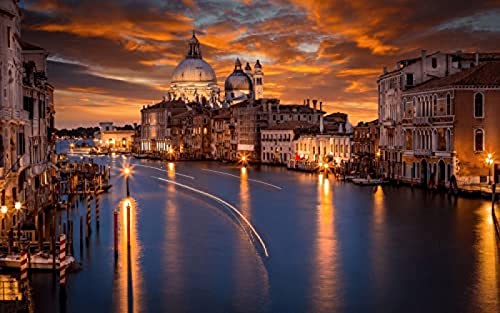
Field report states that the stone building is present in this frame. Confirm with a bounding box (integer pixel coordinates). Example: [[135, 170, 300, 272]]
[[1, 0, 56, 236], [98, 122, 135, 153], [352, 119, 380, 173], [378, 50, 500, 179], [261, 121, 316, 165], [293, 125, 353, 164], [210, 110, 233, 161], [140, 99, 187, 153], [400, 61, 500, 187], [232, 99, 324, 162]]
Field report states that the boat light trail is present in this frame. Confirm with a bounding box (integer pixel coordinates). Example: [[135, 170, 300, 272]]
[[153, 176, 269, 258], [132, 164, 195, 179], [202, 169, 282, 190]]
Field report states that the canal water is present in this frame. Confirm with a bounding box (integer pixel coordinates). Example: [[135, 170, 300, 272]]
[[31, 155, 499, 312]]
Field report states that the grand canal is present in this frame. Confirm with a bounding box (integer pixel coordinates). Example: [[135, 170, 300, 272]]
[[31, 155, 499, 313]]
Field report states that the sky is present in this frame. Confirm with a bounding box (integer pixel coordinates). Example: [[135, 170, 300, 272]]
[[19, 0, 500, 128]]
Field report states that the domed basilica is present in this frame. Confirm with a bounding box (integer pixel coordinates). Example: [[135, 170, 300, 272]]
[[168, 32, 264, 108]]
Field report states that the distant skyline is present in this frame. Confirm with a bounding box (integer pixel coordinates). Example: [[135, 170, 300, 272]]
[[20, 0, 500, 128]]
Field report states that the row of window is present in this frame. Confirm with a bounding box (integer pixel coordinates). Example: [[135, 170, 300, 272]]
[[403, 92, 485, 118], [262, 133, 292, 141]]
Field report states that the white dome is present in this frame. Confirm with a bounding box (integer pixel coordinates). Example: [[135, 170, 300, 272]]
[[171, 58, 217, 83]]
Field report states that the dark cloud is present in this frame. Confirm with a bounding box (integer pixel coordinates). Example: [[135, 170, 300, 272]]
[[19, 0, 500, 127]]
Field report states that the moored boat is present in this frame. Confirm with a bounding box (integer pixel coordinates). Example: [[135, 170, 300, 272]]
[[352, 178, 387, 186], [0, 252, 76, 271]]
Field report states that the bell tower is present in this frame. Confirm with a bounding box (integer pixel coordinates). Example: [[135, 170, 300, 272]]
[[253, 60, 263, 100]]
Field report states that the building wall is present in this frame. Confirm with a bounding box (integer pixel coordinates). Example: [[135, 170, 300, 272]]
[[101, 131, 135, 151], [261, 129, 294, 164], [454, 89, 500, 184]]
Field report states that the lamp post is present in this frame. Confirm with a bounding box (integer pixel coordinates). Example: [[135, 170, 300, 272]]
[[123, 166, 131, 197], [486, 153, 494, 185]]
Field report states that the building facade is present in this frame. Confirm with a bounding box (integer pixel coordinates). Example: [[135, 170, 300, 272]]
[[378, 50, 500, 179], [1, 0, 56, 236], [400, 61, 500, 187]]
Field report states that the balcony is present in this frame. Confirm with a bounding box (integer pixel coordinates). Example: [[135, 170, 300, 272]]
[[412, 116, 430, 125], [382, 120, 395, 127], [431, 115, 454, 124], [414, 149, 432, 157], [0, 107, 30, 122]]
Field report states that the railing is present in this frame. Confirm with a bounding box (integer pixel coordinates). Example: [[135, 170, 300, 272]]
[[414, 149, 432, 156], [431, 115, 454, 124], [412, 116, 430, 125], [0, 107, 30, 121]]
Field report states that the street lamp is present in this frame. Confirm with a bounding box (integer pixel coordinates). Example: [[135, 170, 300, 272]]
[[240, 155, 248, 168], [123, 166, 131, 197], [486, 153, 494, 185]]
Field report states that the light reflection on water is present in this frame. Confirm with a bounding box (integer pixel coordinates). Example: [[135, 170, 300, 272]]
[[312, 175, 339, 312], [30, 153, 500, 313], [113, 197, 143, 313], [473, 202, 500, 313]]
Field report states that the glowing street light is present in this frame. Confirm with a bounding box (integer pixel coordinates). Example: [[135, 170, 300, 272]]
[[486, 153, 495, 185], [239, 154, 248, 168], [0, 205, 7, 214], [14, 202, 21, 211], [123, 166, 132, 196]]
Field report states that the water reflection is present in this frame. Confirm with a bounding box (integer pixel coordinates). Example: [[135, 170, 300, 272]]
[[473, 202, 499, 313], [113, 197, 144, 313], [312, 174, 339, 311], [163, 165, 185, 308], [371, 186, 387, 295]]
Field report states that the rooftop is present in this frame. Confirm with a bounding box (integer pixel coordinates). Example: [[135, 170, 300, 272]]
[[405, 61, 500, 93]]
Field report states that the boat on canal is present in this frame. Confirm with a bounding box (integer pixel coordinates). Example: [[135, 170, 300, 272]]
[[352, 177, 388, 186], [0, 252, 76, 271]]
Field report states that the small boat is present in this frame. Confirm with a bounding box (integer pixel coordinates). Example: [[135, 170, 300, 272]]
[[132, 153, 148, 159], [352, 178, 387, 186], [0, 252, 76, 271]]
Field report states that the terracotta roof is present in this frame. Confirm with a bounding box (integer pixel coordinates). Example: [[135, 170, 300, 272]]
[[142, 99, 187, 111], [405, 61, 500, 93], [21, 40, 45, 51]]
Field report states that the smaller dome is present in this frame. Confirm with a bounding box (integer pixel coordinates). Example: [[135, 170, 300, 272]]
[[225, 58, 253, 92], [254, 59, 262, 69]]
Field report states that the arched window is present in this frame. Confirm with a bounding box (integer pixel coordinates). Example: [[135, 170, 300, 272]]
[[474, 92, 484, 118], [474, 129, 484, 151], [432, 95, 437, 116]]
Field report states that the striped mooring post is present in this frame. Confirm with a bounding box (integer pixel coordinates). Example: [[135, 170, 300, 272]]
[[59, 234, 67, 286], [20, 250, 28, 290], [95, 188, 100, 229], [86, 191, 92, 238]]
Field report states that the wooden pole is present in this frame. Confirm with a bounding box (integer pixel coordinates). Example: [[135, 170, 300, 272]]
[[59, 234, 66, 286], [52, 216, 56, 272], [114, 209, 119, 259], [127, 204, 131, 249], [79, 216, 83, 250]]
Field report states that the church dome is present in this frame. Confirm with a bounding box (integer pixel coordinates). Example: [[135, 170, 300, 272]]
[[225, 58, 253, 92], [171, 31, 217, 84], [171, 58, 216, 83]]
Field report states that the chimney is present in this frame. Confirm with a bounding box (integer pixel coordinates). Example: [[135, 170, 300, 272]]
[[475, 52, 479, 65], [383, 66, 387, 74], [307, 99, 310, 108], [320, 101, 324, 134], [312, 99, 318, 110], [421, 49, 427, 81]]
